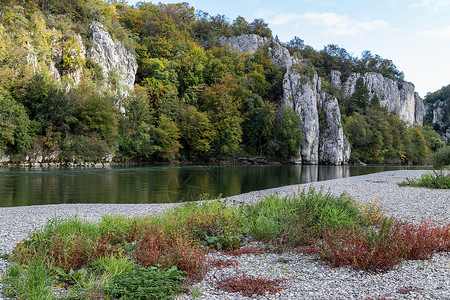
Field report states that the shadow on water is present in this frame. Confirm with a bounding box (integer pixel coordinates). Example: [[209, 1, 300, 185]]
[[0, 164, 429, 207]]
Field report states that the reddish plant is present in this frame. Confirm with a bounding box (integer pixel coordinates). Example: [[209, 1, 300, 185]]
[[319, 219, 450, 270], [223, 242, 269, 256], [397, 286, 424, 294], [134, 226, 207, 281], [400, 222, 450, 260], [215, 273, 288, 297], [207, 258, 238, 269]]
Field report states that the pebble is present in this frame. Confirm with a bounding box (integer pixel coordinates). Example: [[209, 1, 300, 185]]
[[0, 170, 449, 299]]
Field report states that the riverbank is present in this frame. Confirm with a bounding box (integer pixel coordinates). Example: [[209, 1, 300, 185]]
[[1, 170, 449, 299]]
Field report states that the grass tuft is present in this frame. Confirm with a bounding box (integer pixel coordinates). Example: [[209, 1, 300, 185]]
[[399, 171, 450, 189]]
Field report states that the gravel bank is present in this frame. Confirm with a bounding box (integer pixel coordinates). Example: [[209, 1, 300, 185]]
[[1, 170, 449, 299]]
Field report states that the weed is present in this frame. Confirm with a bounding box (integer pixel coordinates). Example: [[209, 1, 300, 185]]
[[97, 215, 141, 245], [54, 267, 87, 285], [215, 273, 288, 297], [224, 242, 269, 256], [398, 171, 450, 189], [92, 254, 134, 277], [243, 190, 360, 249], [158, 200, 243, 250], [319, 218, 450, 270], [105, 265, 185, 300], [134, 225, 207, 281], [207, 258, 238, 269], [1, 261, 54, 299]]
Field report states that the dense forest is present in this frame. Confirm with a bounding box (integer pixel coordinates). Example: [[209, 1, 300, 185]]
[[0, 0, 446, 165]]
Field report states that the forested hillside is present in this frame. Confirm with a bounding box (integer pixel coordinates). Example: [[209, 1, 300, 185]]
[[0, 0, 445, 165]]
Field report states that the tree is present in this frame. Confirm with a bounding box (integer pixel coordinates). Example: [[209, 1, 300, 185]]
[[201, 77, 245, 156], [242, 94, 275, 155], [118, 96, 157, 160], [0, 92, 31, 153], [74, 94, 118, 142], [178, 105, 215, 156], [270, 105, 302, 160]]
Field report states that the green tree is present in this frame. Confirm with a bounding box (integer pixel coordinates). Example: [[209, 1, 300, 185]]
[[118, 96, 157, 160], [153, 114, 181, 160], [242, 94, 275, 155], [0, 92, 32, 153], [178, 105, 215, 156], [270, 105, 302, 160], [74, 94, 118, 142], [201, 77, 245, 156]]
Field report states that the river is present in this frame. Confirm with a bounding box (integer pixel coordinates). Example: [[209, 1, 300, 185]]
[[0, 165, 429, 207]]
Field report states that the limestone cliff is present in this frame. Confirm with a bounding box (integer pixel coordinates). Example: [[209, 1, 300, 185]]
[[221, 34, 350, 165], [221, 34, 427, 164], [88, 22, 138, 97], [42, 22, 137, 96], [424, 85, 450, 142], [331, 71, 425, 126]]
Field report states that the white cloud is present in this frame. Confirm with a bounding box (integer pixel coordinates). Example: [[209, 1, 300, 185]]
[[411, 0, 450, 11], [267, 12, 391, 36], [418, 25, 450, 38]]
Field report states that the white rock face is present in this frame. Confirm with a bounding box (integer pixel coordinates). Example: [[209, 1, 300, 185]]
[[333, 71, 425, 126], [318, 93, 351, 165], [88, 22, 138, 96], [427, 98, 450, 142], [220, 35, 350, 164]]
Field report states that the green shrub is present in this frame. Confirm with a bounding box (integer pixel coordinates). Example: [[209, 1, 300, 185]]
[[92, 254, 134, 277], [97, 215, 140, 245], [157, 200, 243, 250], [241, 189, 360, 248], [105, 265, 185, 300], [399, 171, 450, 189], [431, 145, 450, 169], [240, 194, 296, 241], [1, 261, 54, 299]]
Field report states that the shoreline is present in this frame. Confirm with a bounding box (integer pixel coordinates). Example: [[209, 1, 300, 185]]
[[1, 170, 448, 254], [1, 170, 449, 299]]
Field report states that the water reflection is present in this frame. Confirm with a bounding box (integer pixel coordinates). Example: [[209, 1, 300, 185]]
[[0, 165, 427, 207]]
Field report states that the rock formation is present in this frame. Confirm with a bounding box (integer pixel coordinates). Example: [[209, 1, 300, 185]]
[[426, 97, 450, 142], [221, 34, 350, 165], [88, 22, 138, 97], [331, 71, 425, 126], [221, 34, 426, 165]]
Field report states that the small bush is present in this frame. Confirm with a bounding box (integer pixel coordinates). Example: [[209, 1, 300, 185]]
[[105, 265, 185, 300], [159, 201, 243, 250], [319, 219, 450, 270], [97, 215, 141, 245], [1, 261, 54, 299], [320, 219, 409, 270], [216, 274, 288, 297], [242, 190, 360, 248], [399, 171, 450, 189], [431, 145, 450, 169], [134, 226, 207, 281]]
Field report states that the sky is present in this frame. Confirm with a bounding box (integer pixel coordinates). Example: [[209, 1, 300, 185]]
[[127, 0, 450, 97]]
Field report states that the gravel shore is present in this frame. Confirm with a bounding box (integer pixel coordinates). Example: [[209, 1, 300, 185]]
[[1, 170, 449, 299]]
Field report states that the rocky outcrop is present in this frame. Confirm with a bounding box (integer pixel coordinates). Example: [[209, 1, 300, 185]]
[[426, 98, 450, 142], [221, 34, 350, 165], [331, 71, 425, 126], [88, 22, 138, 96], [318, 93, 351, 165]]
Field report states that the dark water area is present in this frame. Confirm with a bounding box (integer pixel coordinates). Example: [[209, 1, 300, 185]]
[[0, 164, 429, 207]]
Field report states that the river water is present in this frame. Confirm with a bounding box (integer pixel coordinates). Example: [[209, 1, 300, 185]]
[[0, 165, 428, 207]]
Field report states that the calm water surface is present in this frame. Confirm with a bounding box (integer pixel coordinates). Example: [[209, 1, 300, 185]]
[[0, 165, 428, 207]]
